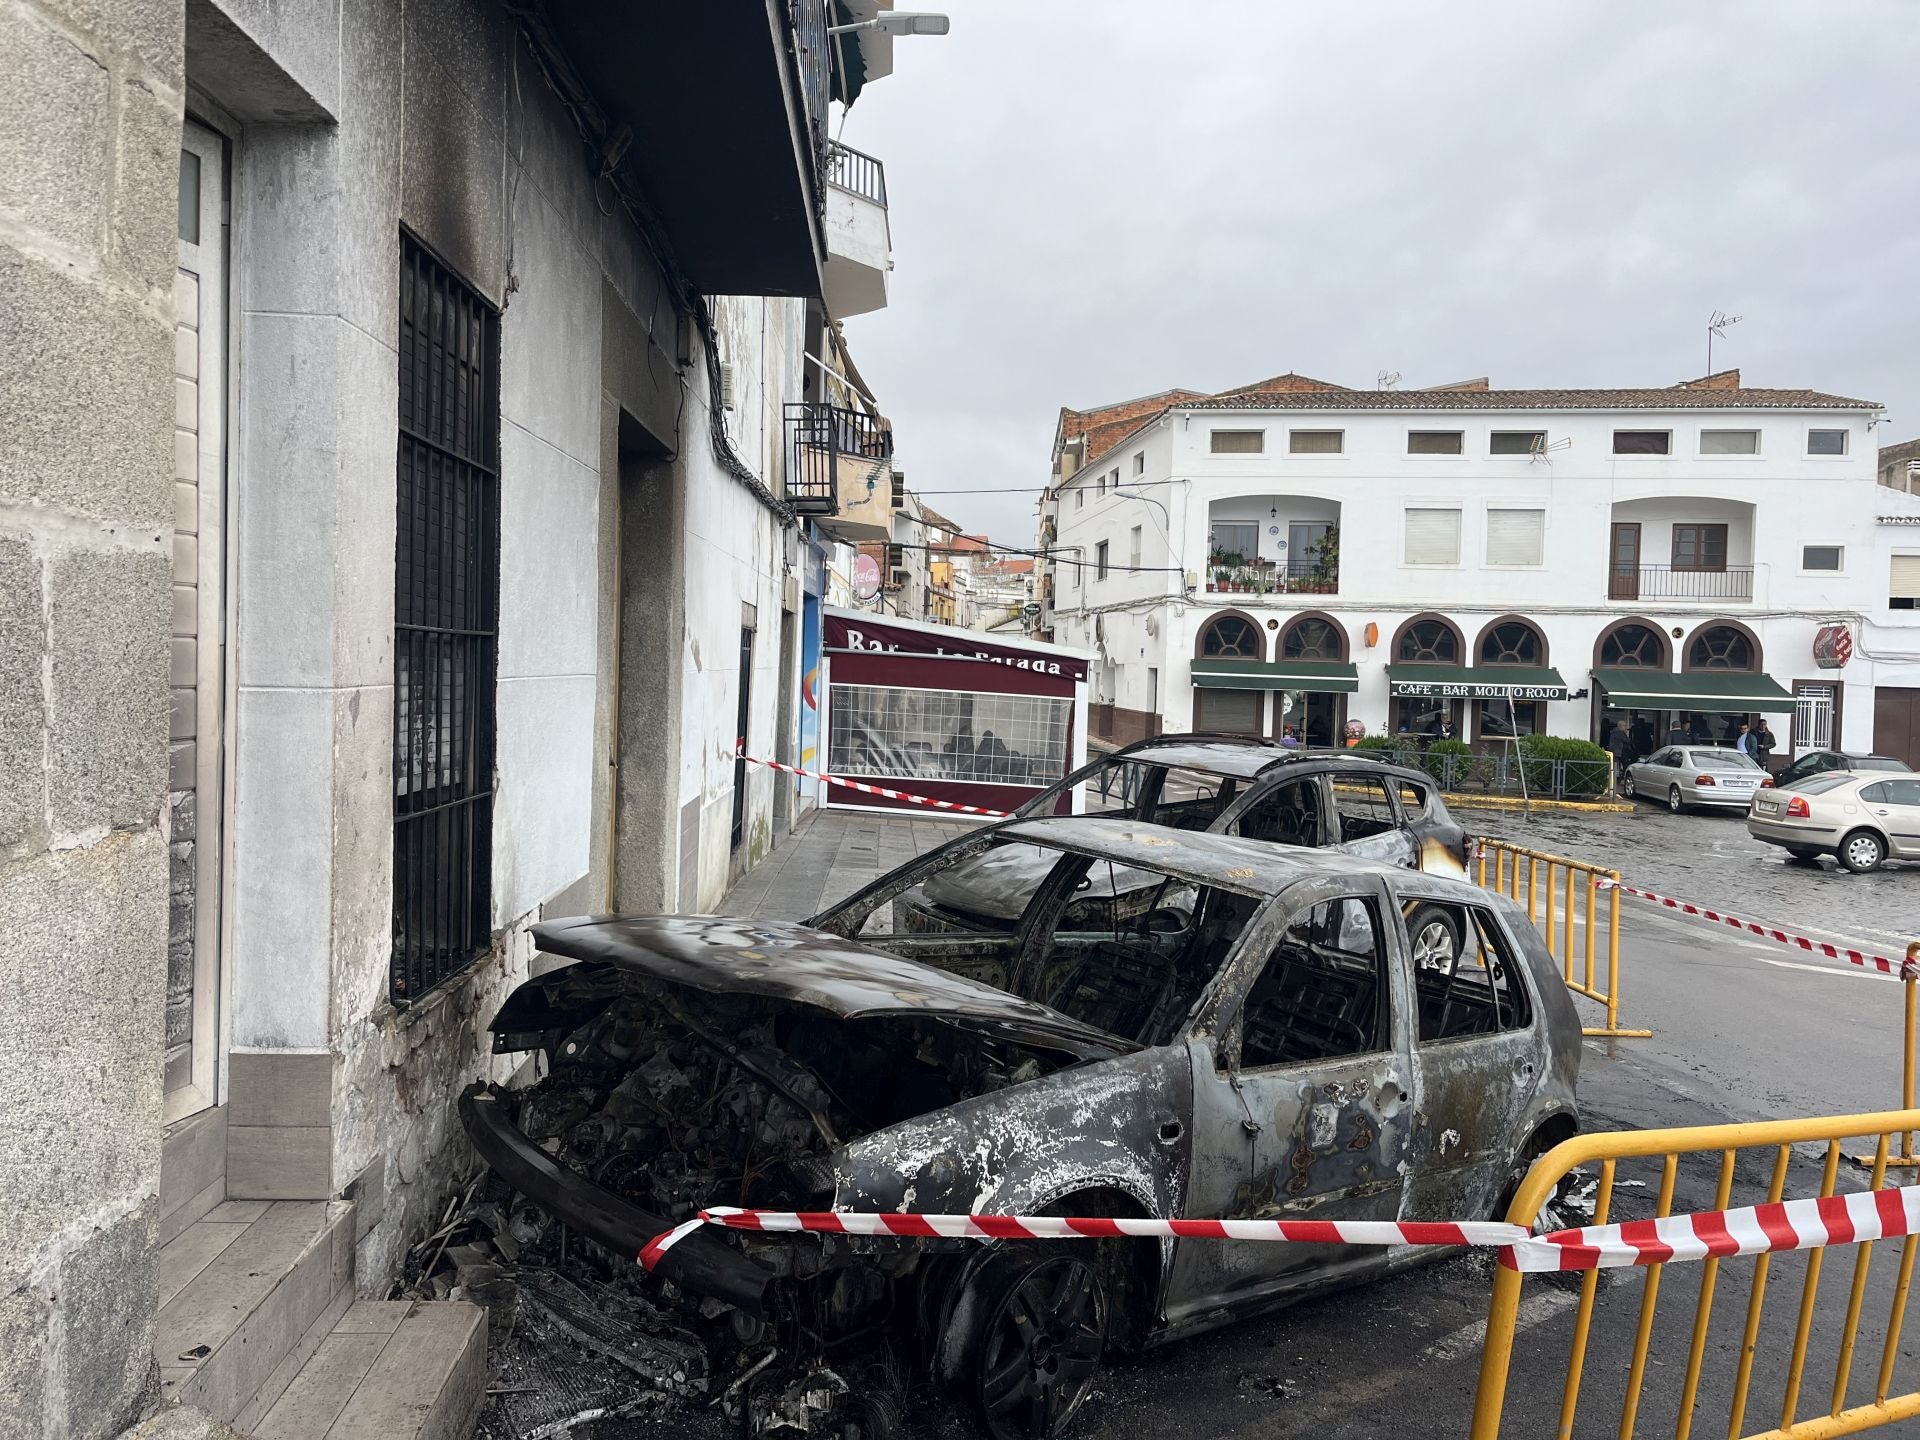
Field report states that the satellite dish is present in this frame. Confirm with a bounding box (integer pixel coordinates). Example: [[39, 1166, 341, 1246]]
[[853, 553, 881, 600]]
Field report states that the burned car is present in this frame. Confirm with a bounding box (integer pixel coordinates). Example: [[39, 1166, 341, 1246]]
[[461, 820, 1578, 1439], [899, 733, 1473, 970]]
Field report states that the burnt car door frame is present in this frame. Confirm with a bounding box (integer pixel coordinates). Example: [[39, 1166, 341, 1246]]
[[1159, 871, 1418, 1333]]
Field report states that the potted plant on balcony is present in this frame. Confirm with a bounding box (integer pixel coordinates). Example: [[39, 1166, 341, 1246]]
[[1208, 550, 1245, 593], [1308, 526, 1339, 594]]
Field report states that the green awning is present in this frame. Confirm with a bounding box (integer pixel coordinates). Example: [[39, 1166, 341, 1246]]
[[1385, 665, 1568, 701], [1191, 659, 1359, 693], [1591, 668, 1796, 713]]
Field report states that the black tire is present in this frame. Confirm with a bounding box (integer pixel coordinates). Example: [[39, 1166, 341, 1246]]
[[1406, 904, 1462, 976], [1667, 784, 1685, 814], [1784, 846, 1822, 865], [946, 1245, 1108, 1440], [1839, 829, 1886, 874]]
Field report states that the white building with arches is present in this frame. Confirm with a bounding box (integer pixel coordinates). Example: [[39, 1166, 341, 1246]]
[[1039, 371, 1920, 766]]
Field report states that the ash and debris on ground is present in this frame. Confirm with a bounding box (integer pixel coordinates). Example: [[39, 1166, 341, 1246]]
[[396, 1178, 915, 1440]]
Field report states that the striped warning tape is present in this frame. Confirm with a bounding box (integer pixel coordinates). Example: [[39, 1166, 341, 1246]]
[[1592, 878, 1918, 980], [637, 1188, 1920, 1275], [737, 749, 1011, 817]]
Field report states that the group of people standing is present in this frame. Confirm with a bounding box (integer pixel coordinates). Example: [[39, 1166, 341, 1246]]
[[1600, 713, 1778, 769]]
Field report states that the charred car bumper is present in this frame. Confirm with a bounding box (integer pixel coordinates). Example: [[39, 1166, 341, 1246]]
[[458, 1082, 774, 1315]]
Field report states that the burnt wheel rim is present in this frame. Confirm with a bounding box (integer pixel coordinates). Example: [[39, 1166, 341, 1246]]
[[977, 1256, 1105, 1440]]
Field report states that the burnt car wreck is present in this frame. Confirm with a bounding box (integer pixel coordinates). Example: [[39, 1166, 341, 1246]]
[[460, 820, 1580, 1438]]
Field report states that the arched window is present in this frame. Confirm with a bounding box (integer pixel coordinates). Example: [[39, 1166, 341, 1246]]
[[1687, 623, 1759, 672], [1597, 621, 1668, 670], [1281, 614, 1347, 662], [1478, 618, 1546, 666], [1395, 615, 1462, 664], [1200, 614, 1262, 659]]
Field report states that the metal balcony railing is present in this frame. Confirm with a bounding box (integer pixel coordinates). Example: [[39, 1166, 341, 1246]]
[[825, 140, 888, 207], [1204, 558, 1339, 596], [784, 401, 893, 515], [1608, 564, 1754, 601]]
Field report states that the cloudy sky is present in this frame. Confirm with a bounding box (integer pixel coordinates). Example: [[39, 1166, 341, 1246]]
[[836, 1, 1918, 547]]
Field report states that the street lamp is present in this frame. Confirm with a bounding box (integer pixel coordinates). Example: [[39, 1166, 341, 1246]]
[[829, 12, 951, 36]]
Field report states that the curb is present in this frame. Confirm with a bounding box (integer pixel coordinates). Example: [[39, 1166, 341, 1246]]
[[1444, 792, 1636, 815]]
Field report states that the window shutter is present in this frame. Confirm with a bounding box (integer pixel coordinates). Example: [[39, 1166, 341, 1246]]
[[1404, 508, 1461, 566], [1485, 509, 1544, 567], [1891, 556, 1920, 599]]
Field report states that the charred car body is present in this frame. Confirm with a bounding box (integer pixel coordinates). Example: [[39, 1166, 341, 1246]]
[[900, 733, 1474, 972], [461, 819, 1577, 1438]]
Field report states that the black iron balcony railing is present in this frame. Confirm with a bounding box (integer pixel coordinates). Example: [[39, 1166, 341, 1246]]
[[825, 140, 888, 207], [1608, 564, 1754, 601], [1205, 558, 1339, 596], [784, 401, 893, 515]]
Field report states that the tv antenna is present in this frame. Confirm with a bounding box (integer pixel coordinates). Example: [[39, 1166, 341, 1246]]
[[1376, 370, 1401, 391], [1528, 433, 1573, 466], [1706, 310, 1743, 375]]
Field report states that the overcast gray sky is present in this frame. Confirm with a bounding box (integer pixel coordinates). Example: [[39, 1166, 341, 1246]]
[[836, 1, 1918, 546]]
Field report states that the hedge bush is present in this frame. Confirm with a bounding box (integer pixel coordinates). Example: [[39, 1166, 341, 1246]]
[[1516, 734, 1613, 798], [1421, 737, 1473, 785], [1352, 735, 1401, 753]]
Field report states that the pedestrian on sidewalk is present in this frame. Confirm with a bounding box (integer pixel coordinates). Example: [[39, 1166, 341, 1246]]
[[1754, 718, 1777, 770], [1735, 721, 1755, 758], [1629, 712, 1654, 761], [1603, 719, 1631, 788], [1666, 715, 1690, 747]]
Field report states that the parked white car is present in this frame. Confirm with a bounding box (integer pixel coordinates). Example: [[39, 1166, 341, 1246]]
[[1626, 745, 1772, 812], [1748, 773, 1920, 872]]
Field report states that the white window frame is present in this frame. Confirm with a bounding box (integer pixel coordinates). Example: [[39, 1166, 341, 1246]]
[[1288, 429, 1345, 456], [1807, 428, 1850, 457], [1209, 429, 1267, 455], [1611, 429, 1674, 457], [1403, 507, 1463, 568], [1129, 525, 1142, 568], [1406, 429, 1465, 457], [1133, 452, 1145, 475], [1483, 507, 1546, 569], [1800, 543, 1845, 574], [1698, 428, 1762, 457]]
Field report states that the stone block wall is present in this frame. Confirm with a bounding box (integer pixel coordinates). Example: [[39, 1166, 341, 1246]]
[[0, 1, 184, 1432]]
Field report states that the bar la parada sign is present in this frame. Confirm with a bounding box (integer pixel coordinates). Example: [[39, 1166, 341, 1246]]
[[1389, 678, 1568, 701], [825, 613, 1089, 682]]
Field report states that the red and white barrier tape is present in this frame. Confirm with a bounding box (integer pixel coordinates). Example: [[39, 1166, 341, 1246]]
[[737, 750, 1010, 818], [637, 1187, 1920, 1275], [1592, 878, 1918, 981]]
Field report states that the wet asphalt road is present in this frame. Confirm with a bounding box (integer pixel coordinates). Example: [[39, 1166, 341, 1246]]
[[582, 808, 1920, 1440]]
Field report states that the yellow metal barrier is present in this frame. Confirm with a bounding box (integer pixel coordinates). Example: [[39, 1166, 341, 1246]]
[[1475, 839, 1650, 1039], [1471, 1107, 1920, 1440]]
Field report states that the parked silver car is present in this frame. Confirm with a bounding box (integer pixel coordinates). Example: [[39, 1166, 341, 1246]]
[[1627, 745, 1772, 812], [1748, 772, 1920, 872]]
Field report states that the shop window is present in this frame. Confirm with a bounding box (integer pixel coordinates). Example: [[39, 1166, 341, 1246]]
[[1476, 700, 1541, 738], [828, 685, 1071, 787]]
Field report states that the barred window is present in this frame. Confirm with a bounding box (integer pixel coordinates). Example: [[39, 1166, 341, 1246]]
[[391, 235, 499, 1003]]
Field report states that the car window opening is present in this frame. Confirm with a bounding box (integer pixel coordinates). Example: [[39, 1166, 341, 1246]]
[[1237, 897, 1386, 1069], [1414, 904, 1532, 1043], [1233, 777, 1327, 847]]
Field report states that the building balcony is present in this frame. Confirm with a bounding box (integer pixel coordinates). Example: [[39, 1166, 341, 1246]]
[[822, 142, 891, 317], [1607, 564, 1755, 602], [1204, 559, 1339, 596], [784, 401, 893, 532]]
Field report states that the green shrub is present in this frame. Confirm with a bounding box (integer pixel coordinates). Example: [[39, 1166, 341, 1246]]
[[1352, 735, 1399, 752], [1517, 734, 1613, 798], [1422, 737, 1473, 785]]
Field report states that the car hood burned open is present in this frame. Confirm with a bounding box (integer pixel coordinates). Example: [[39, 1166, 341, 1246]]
[[522, 914, 1129, 1061]]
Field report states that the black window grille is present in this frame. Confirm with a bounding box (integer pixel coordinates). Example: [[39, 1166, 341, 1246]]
[[391, 234, 500, 1004]]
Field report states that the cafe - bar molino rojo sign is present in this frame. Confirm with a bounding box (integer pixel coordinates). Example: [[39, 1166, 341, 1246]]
[[1389, 676, 1569, 701]]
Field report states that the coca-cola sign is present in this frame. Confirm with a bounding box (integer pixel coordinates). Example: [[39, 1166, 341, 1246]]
[[1813, 624, 1853, 669]]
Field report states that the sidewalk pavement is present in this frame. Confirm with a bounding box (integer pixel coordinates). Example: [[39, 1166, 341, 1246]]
[[720, 808, 975, 920]]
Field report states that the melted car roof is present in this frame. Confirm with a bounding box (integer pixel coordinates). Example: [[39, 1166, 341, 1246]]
[[997, 816, 1404, 893], [1102, 742, 1292, 780]]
